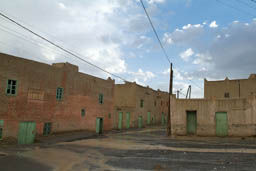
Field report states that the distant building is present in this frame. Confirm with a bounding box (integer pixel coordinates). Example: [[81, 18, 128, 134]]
[[204, 74, 256, 99], [114, 82, 169, 129], [0, 53, 114, 143]]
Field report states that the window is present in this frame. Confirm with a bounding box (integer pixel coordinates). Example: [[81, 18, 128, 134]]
[[161, 101, 163, 106], [81, 108, 86, 117], [108, 113, 111, 119], [99, 93, 104, 104], [43, 122, 52, 136], [56, 87, 64, 100], [154, 101, 156, 106], [140, 99, 144, 108], [224, 92, 229, 98], [6, 79, 17, 95]]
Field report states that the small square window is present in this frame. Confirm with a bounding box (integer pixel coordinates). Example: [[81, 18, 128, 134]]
[[81, 108, 86, 117], [56, 87, 64, 100], [224, 92, 229, 98], [99, 93, 104, 104], [43, 122, 52, 136], [140, 99, 144, 108], [6, 79, 17, 96]]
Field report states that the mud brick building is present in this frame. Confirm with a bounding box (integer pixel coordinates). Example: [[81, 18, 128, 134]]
[[114, 82, 169, 129], [0, 53, 115, 143], [170, 74, 256, 137], [204, 74, 256, 99]]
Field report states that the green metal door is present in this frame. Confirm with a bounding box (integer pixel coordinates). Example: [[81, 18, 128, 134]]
[[187, 111, 197, 135], [118, 112, 123, 129], [96, 118, 103, 134], [161, 113, 165, 125], [147, 112, 151, 125], [18, 122, 36, 145], [126, 112, 130, 129], [216, 112, 228, 136], [152, 115, 155, 125], [138, 116, 143, 128], [0, 120, 4, 140]]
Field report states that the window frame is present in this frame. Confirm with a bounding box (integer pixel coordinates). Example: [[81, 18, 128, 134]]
[[99, 93, 104, 104], [56, 87, 64, 101], [81, 108, 86, 117], [43, 122, 52, 136], [140, 99, 144, 108], [6, 79, 18, 96], [224, 92, 230, 98]]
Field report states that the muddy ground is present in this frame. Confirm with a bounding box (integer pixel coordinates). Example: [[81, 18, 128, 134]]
[[0, 126, 256, 171]]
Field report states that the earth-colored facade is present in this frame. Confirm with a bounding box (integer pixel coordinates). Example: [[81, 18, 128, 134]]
[[0, 53, 115, 141]]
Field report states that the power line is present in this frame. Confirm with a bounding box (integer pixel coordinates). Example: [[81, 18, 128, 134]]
[[0, 12, 127, 82], [216, 0, 256, 17], [236, 0, 256, 11], [139, 0, 171, 64]]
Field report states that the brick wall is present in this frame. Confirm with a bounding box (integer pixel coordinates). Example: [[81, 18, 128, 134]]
[[0, 53, 114, 139]]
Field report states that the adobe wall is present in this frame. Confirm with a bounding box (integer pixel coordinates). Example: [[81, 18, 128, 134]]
[[113, 82, 169, 129], [171, 96, 256, 136], [0, 53, 114, 139], [204, 76, 256, 99]]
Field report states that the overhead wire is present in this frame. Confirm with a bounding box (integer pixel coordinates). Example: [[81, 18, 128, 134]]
[[139, 0, 171, 64], [236, 0, 256, 11], [140, 0, 204, 93], [0, 12, 127, 82], [216, 0, 256, 17]]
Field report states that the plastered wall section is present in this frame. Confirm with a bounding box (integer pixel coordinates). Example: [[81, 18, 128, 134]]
[[171, 96, 256, 136], [204, 76, 256, 99], [0, 53, 114, 139]]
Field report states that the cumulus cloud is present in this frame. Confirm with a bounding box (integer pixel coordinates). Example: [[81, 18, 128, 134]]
[[128, 68, 155, 86], [163, 19, 256, 80], [179, 48, 194, 62], [163, 23, 204, 47], [0, 0, 154, 80], [209, 21, 218, 28]]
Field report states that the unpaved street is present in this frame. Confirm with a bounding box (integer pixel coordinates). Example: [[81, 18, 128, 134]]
[[1, 127, 256, 171]]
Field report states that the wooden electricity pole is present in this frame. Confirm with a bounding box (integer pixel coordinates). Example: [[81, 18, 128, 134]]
[[167, 63, 173, 136]]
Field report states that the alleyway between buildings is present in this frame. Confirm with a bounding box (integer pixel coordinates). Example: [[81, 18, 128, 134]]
[[1, 126, 256, 171]]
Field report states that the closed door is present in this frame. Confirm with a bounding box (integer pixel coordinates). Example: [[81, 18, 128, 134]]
[[216, 112, 228, 136], [147, 112, 151, 125], [18, 122, 36, 144], [118, 112, 123, 129], [152, 115, 155, 125], [126, 112, 130, 129], [187, 111, 197, 135], [138, 116, 143, 128], [96, 118, 103, 134], [161, 113, 165, 125], [0, 120, 4, 140]]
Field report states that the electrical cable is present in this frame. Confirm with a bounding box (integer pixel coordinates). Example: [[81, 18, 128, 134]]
[[0, 12, 127, 82]]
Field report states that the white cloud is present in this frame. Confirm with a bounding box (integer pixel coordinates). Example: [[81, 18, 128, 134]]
[[165, 19, 256, 80], [163, 23, 204, 46], [209, 21, 218, 28], [129, 68, 155, 85], [179, 48, 194, 62], [147, 0, 165, 4], [0, 0, 154, 80]]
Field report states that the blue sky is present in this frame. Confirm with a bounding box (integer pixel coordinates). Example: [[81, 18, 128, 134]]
[[0, 0, 256, 97]]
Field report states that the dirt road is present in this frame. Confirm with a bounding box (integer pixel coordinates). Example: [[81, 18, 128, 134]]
[[1, 126, 256, 170]]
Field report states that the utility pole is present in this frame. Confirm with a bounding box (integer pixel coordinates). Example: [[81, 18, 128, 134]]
[[167, 63, 173, 136]]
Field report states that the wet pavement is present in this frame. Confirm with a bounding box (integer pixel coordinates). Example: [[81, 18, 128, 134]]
[[0, 126, 256, 171]]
